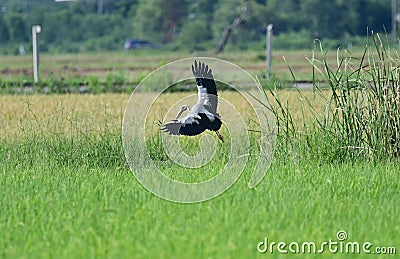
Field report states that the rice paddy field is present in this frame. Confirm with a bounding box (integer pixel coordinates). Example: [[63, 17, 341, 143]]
[[0, 49, 353, 83], [1, 48, 400, 258]]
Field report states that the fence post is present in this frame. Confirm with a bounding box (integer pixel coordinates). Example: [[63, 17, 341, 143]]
[[392, 0, 397, 40], [266, 24, 273, 79], [32, 25, 41, 84]]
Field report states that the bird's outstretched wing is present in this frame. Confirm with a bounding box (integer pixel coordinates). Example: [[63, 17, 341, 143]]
[[191, 60, 218, 114], [161, 114, 207, 136]]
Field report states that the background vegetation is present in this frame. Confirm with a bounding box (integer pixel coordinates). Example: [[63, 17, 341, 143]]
[[0, 0, 396, 54]]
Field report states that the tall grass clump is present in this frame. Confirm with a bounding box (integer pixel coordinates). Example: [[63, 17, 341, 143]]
[[266, 33, 400, 161]]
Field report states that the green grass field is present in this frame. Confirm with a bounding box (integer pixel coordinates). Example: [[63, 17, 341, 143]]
[[1, 46, 400, 257], [2, 153, 399, 257], [1, 92, 399, 258]]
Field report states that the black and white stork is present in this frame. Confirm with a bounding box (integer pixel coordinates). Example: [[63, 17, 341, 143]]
[[161, 60, 224, 142]]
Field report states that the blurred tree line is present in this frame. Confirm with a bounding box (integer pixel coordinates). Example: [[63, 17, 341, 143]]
[[0, 0, 394, 54]]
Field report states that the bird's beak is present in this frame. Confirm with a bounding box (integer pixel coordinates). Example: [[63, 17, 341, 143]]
[[176, 105, 189, 119]]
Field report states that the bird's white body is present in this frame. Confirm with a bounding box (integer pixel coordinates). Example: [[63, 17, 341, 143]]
[[175, 84, 217, 124]]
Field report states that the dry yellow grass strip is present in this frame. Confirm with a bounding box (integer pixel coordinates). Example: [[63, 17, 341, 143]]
[[0, 90, 329, 140]]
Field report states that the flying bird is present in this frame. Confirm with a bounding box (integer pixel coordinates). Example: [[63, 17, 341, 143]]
[[161, 60, 224, 142]]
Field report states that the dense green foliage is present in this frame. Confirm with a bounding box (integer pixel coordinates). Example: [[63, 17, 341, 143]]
[[0, 0, 395, 54]]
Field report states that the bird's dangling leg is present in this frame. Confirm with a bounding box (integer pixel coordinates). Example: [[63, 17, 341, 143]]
[[215, 131, 224, 143], [175, 105, 190, 119]]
